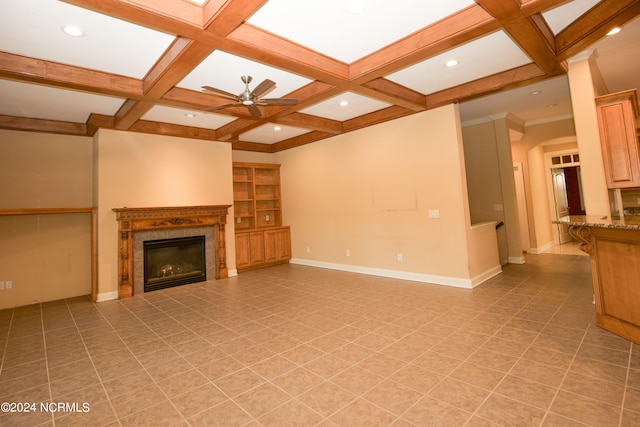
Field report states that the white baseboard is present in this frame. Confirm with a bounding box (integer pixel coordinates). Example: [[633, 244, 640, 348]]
[[290, 258, 501, 289], [96, 291, 118, 302], [508, 256, 526, 265], [528, 241, 554, 254], [470, 265, 503, 287]]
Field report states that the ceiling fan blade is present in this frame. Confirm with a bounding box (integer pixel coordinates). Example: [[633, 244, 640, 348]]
[[204, 102, 242, 112], [259, 98, 298, 106], [251, 79, 276, 98], [202, 86, 239, 100], [247, 104, 262, 117]]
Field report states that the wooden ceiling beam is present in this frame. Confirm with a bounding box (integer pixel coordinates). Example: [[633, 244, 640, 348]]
[[129, 119, 219, 141], [361, 78, 426, 111], [272, 131, 334, 152], [60, 0, 204, 38], [0, 115, 87, 136], [350, 5, 500, 82], [342, 106, 414, 133], [275, 113, 343, 134], [232, 141, 274, 152], [555, 0, 640, 61], [0, 52, 141, 97], [475, 0, 566, 75], [226, 24, 350, 83], [425, 63, 547, 109]]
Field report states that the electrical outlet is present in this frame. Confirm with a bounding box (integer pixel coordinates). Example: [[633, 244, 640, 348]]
[[265, 214, 270, 221], [5, 281, 11, 289], [237, 217, 241, 223], [428, 209, 440, 219], [306, 246, 311, 253], [346, 249, 350, 257], [397, 253, 403, 262]]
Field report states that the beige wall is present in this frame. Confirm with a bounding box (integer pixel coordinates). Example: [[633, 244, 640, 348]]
[[0, 130, 93, 309], [274, 105, 500, 286], [462, 121, 508, 263], [94, 129, 234, 300], [568, 53, 610, 216], [511, 119, 577, 252]]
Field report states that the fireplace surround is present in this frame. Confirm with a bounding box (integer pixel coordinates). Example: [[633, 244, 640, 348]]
[[113, 205, 230, 298]]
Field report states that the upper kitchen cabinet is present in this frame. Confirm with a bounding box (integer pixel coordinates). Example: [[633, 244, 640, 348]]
[[596, 89, 640, 189]]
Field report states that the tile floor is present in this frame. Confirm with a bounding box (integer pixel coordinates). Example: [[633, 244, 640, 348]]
[[1, 253, 639, 426]]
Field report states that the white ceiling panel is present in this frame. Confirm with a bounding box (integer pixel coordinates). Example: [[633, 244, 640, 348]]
[[142, 106, 236, 129], [247, 0, 476, 63], [0, 0, 175, 79], [0, 80, 124, 122], [240, 123, 310, 144], [543, 0, 601, 34], [386, 31, 532, 95], [301, 92, 391, 121], [178, 51, 312, 98]]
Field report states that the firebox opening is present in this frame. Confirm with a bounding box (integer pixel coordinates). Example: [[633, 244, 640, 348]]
[[143, 236, 206, 292]]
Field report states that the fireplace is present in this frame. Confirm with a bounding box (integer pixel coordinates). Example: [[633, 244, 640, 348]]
[[144, 236, 206, 292], [112, 205, 230, 298]]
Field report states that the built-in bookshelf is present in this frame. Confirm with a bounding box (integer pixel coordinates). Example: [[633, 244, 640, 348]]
[[232, 163, 290, 271]]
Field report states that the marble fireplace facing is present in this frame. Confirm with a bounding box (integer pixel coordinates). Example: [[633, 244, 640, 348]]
[[113, 205, 230, 298]]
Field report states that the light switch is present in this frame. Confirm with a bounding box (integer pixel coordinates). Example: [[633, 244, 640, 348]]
[[428, 209, 440, 219]]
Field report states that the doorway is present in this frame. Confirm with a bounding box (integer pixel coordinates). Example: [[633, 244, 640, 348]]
[[547, 151, 585, 245]]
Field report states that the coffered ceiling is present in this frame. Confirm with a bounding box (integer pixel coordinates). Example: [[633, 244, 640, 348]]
[[0, 0, 639, 152]]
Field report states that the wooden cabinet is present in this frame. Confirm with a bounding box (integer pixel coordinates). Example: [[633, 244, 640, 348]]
[[236, 227, 290, 270], [233, 162, 291, 271], [596, 89, 640, 189], [569, 224, 640, 343]]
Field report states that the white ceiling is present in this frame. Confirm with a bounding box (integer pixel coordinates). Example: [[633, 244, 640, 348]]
[[0, 0, 638, 146]]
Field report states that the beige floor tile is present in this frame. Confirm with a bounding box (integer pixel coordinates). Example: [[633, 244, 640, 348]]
[[170, 382, 228, 416], [477, 393, 546, 426], [363, 379, 423, 415], [258, 399, 323, 426], [429, 377, 490, 412], [401, 395, 471, 426], [298, 381, 357, 418], [3, 254, 640, 426], [272, 367, 325, 396]]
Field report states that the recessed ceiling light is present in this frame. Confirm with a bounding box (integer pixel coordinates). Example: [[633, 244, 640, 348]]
[[274, 126, 281, 131], [185, 113, 196, 118], [529, 90, 542, 95], [445, 59, 459, 68], [346, 1, 365, 14], [340, 101, 349, 107], [607, 27, 621, 36], [62, 25, 84, 37]]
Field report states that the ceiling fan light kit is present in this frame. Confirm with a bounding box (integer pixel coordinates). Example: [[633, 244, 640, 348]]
[[202, 75, 298, 117]]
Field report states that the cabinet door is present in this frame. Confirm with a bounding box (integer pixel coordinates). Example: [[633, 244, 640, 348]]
[[235, 233, 251, 269], [264, 228, 291, 262], [250, 232, 265, 265], [596, 91, 640, 188]]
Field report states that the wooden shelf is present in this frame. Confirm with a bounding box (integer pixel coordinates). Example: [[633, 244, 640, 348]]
[[0, 207, 95, 216], [232, 162, 290, 271]]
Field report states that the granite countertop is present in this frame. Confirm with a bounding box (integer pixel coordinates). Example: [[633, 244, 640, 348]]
[[554, 215, 640, 230]]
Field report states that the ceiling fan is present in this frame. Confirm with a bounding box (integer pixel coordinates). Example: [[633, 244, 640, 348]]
[[202, 75, 298, 117]]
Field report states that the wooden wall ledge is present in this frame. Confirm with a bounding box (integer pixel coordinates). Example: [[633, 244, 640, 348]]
[[0, 207, 95, 215]]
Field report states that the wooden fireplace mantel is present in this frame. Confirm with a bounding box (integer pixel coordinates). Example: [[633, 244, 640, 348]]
[[112, 205, 230, 298]]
